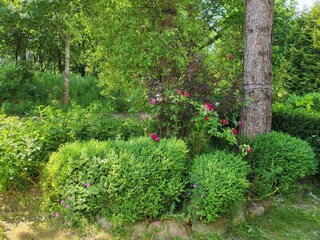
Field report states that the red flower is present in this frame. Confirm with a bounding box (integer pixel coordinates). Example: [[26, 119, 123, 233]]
[[232, 128, 237, 135], [184, 91, 190, 97], [247, 146, 252, 154], [238, 120, 244, 127], [204, 116, 209, 121], [203, 102, 213, 111], [221, 119, 227, 125], [227, 53, 233, 60], [177, 89, 182, 94], [151, 133, 160, 142]]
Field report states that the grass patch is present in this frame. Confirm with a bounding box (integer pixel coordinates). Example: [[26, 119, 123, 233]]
[[226, 183, 320, 240]]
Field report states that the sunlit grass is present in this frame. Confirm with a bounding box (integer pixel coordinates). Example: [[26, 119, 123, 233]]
[[226, 183, 320, 240]]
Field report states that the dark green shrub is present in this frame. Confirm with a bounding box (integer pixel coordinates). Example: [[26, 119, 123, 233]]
[[272, 104, 320, 159], [43, 137, 187, 223], [0, 61, 37, 102], [0, 115, 42, 191], [188, 151, 249, 223], [1, 100, 36, 116], [247, 131, 318, 197]]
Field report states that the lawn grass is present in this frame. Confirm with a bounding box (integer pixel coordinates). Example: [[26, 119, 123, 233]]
[[226, 183, 320, 240]]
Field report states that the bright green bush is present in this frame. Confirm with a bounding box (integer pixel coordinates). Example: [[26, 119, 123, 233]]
[[284, 92, 320, 112], [0, 115, 42, 191], [43, 137, 187, 223], [247, 131, 318, 197], [188, 151, 249, 223]]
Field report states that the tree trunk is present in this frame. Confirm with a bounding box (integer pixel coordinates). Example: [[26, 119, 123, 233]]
[[63, 33, 70, 105], [240, 0, 274, 139]]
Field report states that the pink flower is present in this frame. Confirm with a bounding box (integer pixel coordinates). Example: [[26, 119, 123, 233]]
[[184, 91, 190, 97], [177, 89, 182, 94], [67, 196, 72, 200], [64, 221, 68, 225], [151, 98, 157, 104], [247, 146, 252, 154], [66, 204, 70, 209], [151, 133, 160, 142], [227, 53, 233, 60], [61, 199, 65, 204], [221, 119, 227, 125], [55, 212, 60, 218], [238, 121, 244, 127], [204, 116, 209, 121], [232, 128, 237, 135], [85, 182, 91, 187]]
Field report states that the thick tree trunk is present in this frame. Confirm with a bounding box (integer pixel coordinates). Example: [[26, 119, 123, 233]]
[[63, 33, 70, 105], [240, 0, 274, 139]]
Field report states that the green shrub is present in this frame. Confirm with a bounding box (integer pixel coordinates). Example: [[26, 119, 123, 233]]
[[0, 103, 146, 192], [1, 100, 36, 116], [187, 151, 249, 223], [272, 104, 320, 159], [0, 61, 37, 102], [284, 92, 320, 112], [0, 115, 42, 191], [247, 131, 318, 197], [35, 72, 106, 107], [43, 137, 187, 223]]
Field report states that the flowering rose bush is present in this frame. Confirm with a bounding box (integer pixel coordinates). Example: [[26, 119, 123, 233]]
[[149, 88, 251, 156]]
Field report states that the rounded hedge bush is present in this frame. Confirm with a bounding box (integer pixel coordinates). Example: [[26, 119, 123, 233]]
[[188, 151, 249, 223], [43, 137, 187, 223], [247, 131, 318, 197]]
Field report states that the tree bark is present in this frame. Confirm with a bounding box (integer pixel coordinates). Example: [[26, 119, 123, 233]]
[[63, 33, 70, 105], [240, 0, 274, 139]]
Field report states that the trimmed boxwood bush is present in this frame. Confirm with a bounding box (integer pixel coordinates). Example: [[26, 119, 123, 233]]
[[272, 104, 320, 160], [247, 131, 318, 197], [187, 151, 249, 223], [42, 137, 187, 223]]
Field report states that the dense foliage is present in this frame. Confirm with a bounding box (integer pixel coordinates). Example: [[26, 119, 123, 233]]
[[0, 115, 41, 191], [0, 104, 145, 191], [272, 93, 320, 160], [247, 131, 318, 197], [187, 151, 249, 222], [43, 137, 187, 223]]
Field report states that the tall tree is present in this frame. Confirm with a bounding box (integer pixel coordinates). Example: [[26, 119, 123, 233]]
[[240, 0, 274, 139]]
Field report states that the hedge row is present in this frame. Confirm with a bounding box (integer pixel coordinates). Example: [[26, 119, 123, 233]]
[[272, 104, 320, 160]]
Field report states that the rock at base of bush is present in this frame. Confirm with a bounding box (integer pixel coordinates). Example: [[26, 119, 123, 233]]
[[230, 208, 246, 227], [191, 217, 228, 235], [96, 217, 113, 230], [247, 203, 265, 218], [147, 220, 190, 240]]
